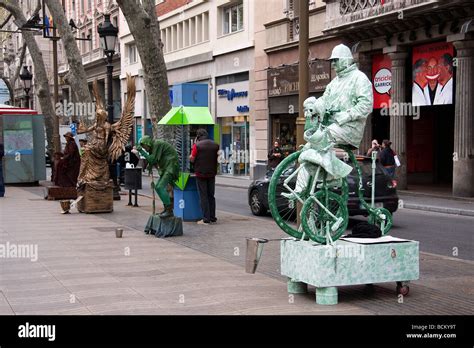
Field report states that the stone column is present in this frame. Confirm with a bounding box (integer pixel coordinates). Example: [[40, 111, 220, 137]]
[[354, 52, 373, 155], [448, 33, 474, 197], [385, 48, 408, 190]]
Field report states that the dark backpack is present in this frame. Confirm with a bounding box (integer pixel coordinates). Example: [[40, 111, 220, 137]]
[[347, 222, 382, 238]]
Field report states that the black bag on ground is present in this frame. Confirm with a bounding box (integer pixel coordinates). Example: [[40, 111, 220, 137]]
[[346, 222, 382, 238]]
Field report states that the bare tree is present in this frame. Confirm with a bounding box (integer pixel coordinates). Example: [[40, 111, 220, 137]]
[[116, 0, 172, 141], [44, 0, 93, 126], [1, 42, 27, 105], [0, 0, 58, 156]]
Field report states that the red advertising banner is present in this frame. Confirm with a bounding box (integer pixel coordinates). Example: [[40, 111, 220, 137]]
[[372, 54, 392, 109], [412, 42, 454, 106]]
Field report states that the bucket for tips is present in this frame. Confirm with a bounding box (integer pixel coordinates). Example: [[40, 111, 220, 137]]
[[60, 200, 71, 214], [245, 238, 268, 274], [115, 228, 123, 238]]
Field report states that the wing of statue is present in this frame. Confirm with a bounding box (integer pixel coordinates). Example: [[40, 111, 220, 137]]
[[92, 79, 105, 114], [108, 73, 136, 162]]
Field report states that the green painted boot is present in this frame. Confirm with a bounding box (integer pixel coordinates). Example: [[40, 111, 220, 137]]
[[159, 204, 174, 218]]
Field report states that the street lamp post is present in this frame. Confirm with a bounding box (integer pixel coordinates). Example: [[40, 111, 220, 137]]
[[97, 14, 118, 124], [98, 14, 120, 200], [19, 66, 33, 108]]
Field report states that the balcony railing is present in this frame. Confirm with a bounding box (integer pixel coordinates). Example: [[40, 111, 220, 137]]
[[325, 0, 439, 31]]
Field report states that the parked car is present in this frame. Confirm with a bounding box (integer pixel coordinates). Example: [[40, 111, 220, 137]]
[[248, 156, 398, 217]]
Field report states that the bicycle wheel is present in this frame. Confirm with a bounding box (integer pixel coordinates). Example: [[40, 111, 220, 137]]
[[268, 151, 309, 239], [301, 190, 349, 244], [368, 207, 393, 235]]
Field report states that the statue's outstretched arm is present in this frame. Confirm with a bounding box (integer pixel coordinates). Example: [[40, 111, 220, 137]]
[[77, 123, 96, 134]]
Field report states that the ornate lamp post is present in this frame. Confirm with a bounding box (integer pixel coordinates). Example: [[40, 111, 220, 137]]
[[98, 14, 120, 199], [19, 66, 33, 108], [97, 14, 118, 124]]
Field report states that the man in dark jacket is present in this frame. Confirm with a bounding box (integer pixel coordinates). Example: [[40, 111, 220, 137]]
[[268, 141, 283, 170], [379, 139, 396, 178], [190, 129, 219, 224], [0, 142, 4, 197]]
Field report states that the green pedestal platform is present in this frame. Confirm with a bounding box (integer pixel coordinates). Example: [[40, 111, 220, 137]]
[[281, 239, 419, 305]]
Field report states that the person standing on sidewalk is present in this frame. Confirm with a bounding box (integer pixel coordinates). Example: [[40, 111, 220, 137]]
[[367, 139, 381, 157], [190, 129, 219, 225], [0, 141, 5, 197], [268, 140, 284, 170], [379, 139, 396, 178]]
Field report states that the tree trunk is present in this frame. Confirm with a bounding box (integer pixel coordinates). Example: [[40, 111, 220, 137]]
[[0, 0, 57, 157], [116, 0, 172, 142], [44, 0, 92, 127]]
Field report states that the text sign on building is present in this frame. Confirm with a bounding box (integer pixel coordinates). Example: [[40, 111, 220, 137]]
[[372, 54, 392, 109], [267, 60, 331, 97], [216, 80, 250, 118]]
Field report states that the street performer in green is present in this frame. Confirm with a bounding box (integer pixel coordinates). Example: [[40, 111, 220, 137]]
[[137, 135, 179, 218]]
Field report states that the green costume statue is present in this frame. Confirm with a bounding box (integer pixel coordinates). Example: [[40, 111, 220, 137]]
[[284, 44, 374, 199], [137, 135, 179, 218]]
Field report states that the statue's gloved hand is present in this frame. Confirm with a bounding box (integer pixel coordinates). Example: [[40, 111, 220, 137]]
[[334, 111, 351, 126]]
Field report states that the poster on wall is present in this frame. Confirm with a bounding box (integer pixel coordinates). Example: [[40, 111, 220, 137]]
[[412, 42, 454, 106], [372, 54, 392, 109]]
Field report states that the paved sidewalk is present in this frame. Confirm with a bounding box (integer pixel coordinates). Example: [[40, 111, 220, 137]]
[[1, 186, 473, 315]]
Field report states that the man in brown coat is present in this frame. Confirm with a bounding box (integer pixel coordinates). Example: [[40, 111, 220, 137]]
[[54, 132, 81, 187]]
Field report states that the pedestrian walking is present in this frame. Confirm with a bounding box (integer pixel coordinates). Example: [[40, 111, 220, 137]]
[[367, 139, 381, 157], [0, 141, 5, 197], [189, 129, 219, 225], [379, 139, 396, 178], [268, 140, 284, 170]]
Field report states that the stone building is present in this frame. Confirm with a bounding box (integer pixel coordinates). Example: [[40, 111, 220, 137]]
[[59, 0, 121, 122]]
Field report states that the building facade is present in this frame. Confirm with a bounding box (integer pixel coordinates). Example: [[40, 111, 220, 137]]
[[251, 0, 341, 179], [122, 0, 255, 177], [59, 0, 121, 123]]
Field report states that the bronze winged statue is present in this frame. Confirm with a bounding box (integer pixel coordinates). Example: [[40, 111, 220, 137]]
[[77, 73, 136, 188]]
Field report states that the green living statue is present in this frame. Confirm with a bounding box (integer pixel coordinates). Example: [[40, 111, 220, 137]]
[[137, 135, 179, 218], [284, 43, 374, 198]]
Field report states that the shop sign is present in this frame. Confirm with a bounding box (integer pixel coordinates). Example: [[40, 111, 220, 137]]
[[372, 54, 392, 109], [412, 42, 454, 106], [218, 88, 248, 101], [267, 60, 331, 97], [216, 81, 250, 118]]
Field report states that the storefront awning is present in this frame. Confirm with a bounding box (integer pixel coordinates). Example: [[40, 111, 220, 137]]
[[158, 106, 214, 125]]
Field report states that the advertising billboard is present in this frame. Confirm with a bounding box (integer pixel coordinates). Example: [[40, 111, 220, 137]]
[[412, 42, 454, 106], [372, 54, 392, 109]]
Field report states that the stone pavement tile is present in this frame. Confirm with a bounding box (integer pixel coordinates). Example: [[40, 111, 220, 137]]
[[7, 293, 77, 306], [1, 279, 64, 292], [3, 286, 71, 300], [0, 270, 54, 281], [162, 303, 240, 315], [10, 300, 87, 314], [75, 292, 147, 307], [65, 282, 136, 293], [86, 300, 164, 314], [59, 276, 121, 287], [0, 306, 15, 314]]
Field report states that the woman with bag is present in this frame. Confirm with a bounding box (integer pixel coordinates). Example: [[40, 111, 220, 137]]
[[379, 139, 397, 178]]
